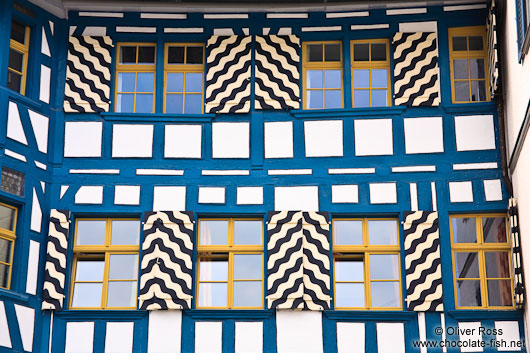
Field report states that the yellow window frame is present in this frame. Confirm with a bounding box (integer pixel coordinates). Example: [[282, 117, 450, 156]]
[[196, 218, 264, 309], [332, 218, 402, 310], [115, 43, 157, 113], [302, 41, 344, 109], [0, 202, 17, 290], [70, 218, 140, 310], [450, 214, 514, 309], [163, 43, 205, 114], [8, 22, 30, 95], [448, 26, 490, 103], [350, 39, 391, 108]]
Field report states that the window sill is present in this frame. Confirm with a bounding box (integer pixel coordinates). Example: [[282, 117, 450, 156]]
[[291, 106, 406, 119], [185, 309, 274, 319], [325, 310, 416, 320], [0, 288, 31, 305], [54, 310, 148, 320], [447, 310, 522, 320], [101, 112, 214, 123], [443, 102, 497, 114]]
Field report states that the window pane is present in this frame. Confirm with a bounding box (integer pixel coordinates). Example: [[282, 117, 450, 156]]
[[118, 73, 136, 92], [307, 70, 323, 88], [335, 259, 363, 281], [199, 259, 228, 281], [307, 90, 323, 109], [168, 46, 185, 64], [111, 220, 140, 245], [167, 73, 184, 92], [487, 280, 513, 306], [184, 94, 202, 114], [324, 70, 341, 89], [198, 283, 227, 307], [234, 220, 262, 245], [470, 59, 485, 79], [0, 205, 15, 231], [354, 90, 370, 108], [353, 69, 369, 88], [371, 90, 388, 107], [370, 255, 399, 280], [233, 281, 262, 307], [368, 220, 397, 245], [0, 264, 9, 288], [72, 283, 102, 307], [325, 44, 341, 61], [117, 94, 134, 113], [109, 254, 139, 280], [453, 36, 468, 51], [485, 252, 511, 278], [137, 73, 154, 93], [470, 81, 486, 102], [335, 283, 364, 307], [138, 46, 155, 64], [186, 46, 204, 64], [308, 44, 323, 62], [371, 282, 400, 307], [234, 254, 262, 279], [353, 43, 369, 61], [185, 73, 203, 92], [200, 220, 228, 245], [371, 69, 387, 88], [325, 90, 341, 109], [371, 43, 387, 61], [456, 280, 481, 306], [120, 46, 137, 64], [166, 94, 183, 113], [334, 220, 362, 245], [455, 252, 480, 278], [10, 21, 26, 44], [107, 281, 137, 307], [7, 71, 22, 93], [76, 220, 106, 245], [483, 217, 507, 243], [9, 49, 24, 72], [452, 217, 477, 243], [453, 59, 469, 79], [135, 94, 154, 113], [1, 167, 24, 197], [469, 36, 483, 50], [0, 238, 12, 263], [75, 260, 105, 281], [456, 81, 471, 101]]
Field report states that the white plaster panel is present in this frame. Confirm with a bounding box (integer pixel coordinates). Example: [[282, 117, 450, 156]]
[[264, 122, 293, 159], [332, 185, 358, 203], [26, 241, 40, 295], [410, 183, 419, 211], [494, 321, 521, 352], [28, 110, 49, 154], [4, 149, 26, 162], [276, 311, 323, 353], [274, 186, 319, 211], [458, 322, 483, 352], [0, 301, 11, 348], [449, 181, 474, 203], [153, 186, 186, 211], [148, 311, 182, 353], [304, 120, 343, 157], [237, 187, 263, 205], [369, 183, 397, 204], [41, 27, 51, 56], [65, 322, 94, 353], [82, 27, 107, 36], [30, 188, 42, 232], [60, 185, 69, 199], [7, 101, 27, 145], [105, 322, 134, 353], [398, 21, 438, 32], [235, 322, 263, 353], [404, 117, 444, 154], [212, 122, 249, 158], [455, 115, 496, 151], [14, 304, 34, 352], [114, 185, 141, 205], [49, 21, 54, 35], [198, 187, 225, 204], [75, 186, 104, 204], [354, 119, 393, 156], [39, 65, 51, 103], [64, 122, 102, 157], [483, 179, 503, 201], [337, 322, 364, 353], [165, 125, 202, 158], [195, 322, 222, 353], [377, 323, 405, 353], [112, 124, 154, 158]]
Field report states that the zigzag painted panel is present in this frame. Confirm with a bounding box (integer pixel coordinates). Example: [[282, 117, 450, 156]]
[[509, 198, 525, 308], [205, 36, 251, 113], [42, 210, 70, 310], [403, 211, 443, 311], [139, 211, 194, 310], [63, 36, 113, 113], [393, 32, 441, 107], [255, 35, 300, 110]]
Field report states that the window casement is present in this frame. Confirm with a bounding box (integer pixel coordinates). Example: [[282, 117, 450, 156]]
[[115, 43, 156, 113], [70, 218, 140, 309], [449, 26, 489, 103], [8, 19, 30, 95], [302, 41, 343, 109], [332, 218, 402, 310], [351, 39, 391, 108], [163, 43, 204, 114], [516, 0, 530, 58], [0, 203, 17, 290], [451, 214, 514, 309], [196, 218, 264, 309]]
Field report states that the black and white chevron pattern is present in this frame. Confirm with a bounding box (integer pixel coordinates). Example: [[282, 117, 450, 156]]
[[403, 211, 443, 311], [63, 36, 113, 113], [509, 198, 524, 308], [393, 32, 441, 107], [487, 1, 499, 98], [139, 211, 194, 310], [205, 36, 251, 114], [266, 211, 331, 310], [254, 35, 300, 110], [42, 210, 70, 310]]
